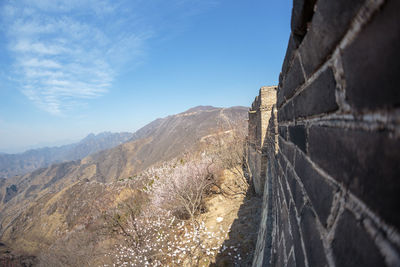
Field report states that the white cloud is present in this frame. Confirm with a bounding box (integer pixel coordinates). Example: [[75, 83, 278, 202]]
[[20, 58, 62, 69], [2, 0, 149, 115], [2, 0, 218, 115], [13, 39, 65, 55]]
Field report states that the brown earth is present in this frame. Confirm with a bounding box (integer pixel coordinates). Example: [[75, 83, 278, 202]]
[[195, 169, 262, 266], [0, 106, 249, 265]]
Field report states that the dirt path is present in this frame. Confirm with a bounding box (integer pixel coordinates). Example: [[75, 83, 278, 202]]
[[195, 170, 262, 266]]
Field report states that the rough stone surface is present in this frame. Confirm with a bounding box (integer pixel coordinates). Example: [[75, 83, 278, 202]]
[[299, 0, 365, 76], [280, 174, 291, 211], [278, 126, 287, 140], [277, 101, 293, 123], [279, 138, 295, 165], [281, 34, 302, 78], [249, 0, 400, 266], [300, 206, 328, 267], [277, 152, 287, 174], [281, 56, 305, 101], [308, 126, 400, 227], [342, 0, 400, 111], [291, 0, 317, 37], [288, 125, 307, 153], [248, 87, 277, 195], [287, 253, 296, 267], [289, 205, 306, 267], [286, 168, 305, 213], [332, 210, 385, 267], [295, 151, 334, 226], [293, 67, 338, 118]]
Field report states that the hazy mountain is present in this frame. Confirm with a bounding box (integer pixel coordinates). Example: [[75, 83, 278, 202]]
[[0, 106, 248, 258], [0, 132, 134, 179]]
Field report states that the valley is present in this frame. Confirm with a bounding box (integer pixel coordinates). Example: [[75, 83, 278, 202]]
[[0, 106, 253, 266]]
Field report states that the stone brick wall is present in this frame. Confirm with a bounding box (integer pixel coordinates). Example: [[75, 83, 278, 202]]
[[250, 0, 400, 266], [248, 86, 277, 195]]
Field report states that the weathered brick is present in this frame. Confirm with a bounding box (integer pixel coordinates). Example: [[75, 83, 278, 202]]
[[291, 0, 317, 37], [278, 182, 286, 210], [277, 101, 294, 122], [277, 159, 285, 179], [280, 198, 292, 255], [288, 125, 307, 153], [277, 152, 287, 173], [289, 205, 306, 267], [287, 253, 296, 267], [277, 75, 285, 107], [270, 249, 278, 267], [279, 137, 295, 164], [281, 33, 302, 77], [275, 186, 281, 227], [287, 168, 305, 212], [281, 56, 305, 100], [299, 0, 365, 76], [332, 210, 385, 267], [293, 67, 338, 118], [281, 175, 292, 210], [342, 0, 400, 110], [277, 85, 285, 108], [300, 206, 328, 267], [276, 240, 285, 267], [278, 126, 287, 140], [295, 151, 335, 226], [278, 179, 286, 207], [308, 126, 400, 228]]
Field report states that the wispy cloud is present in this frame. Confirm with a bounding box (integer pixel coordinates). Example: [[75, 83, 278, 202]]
[[1, 0, 218, 115], [1, 0, 149, 115]]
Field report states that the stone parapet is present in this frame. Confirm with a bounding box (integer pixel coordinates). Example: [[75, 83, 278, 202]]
[[250, 0, 400, 266], [248, 86, 277, 195]]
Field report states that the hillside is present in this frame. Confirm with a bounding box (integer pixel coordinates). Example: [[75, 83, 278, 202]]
[[0, 106, 248, 262], [0, 132, 134, 179]]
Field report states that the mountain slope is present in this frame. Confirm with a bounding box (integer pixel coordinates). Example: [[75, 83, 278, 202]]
[[0, 106, 248, 256], [0, 132, 133, 179]]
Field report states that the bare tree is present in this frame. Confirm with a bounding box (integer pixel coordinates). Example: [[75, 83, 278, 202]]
[[151, 154, 218, 221], [203, 119, 251, 195], [100, 190, 149, 248]]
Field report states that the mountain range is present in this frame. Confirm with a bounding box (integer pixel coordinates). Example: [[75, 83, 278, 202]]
[[0, 132, 134, 179], [0, 106, 248, 261]]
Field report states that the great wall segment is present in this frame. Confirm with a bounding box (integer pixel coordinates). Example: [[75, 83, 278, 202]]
[[248, 0, 400, 266]]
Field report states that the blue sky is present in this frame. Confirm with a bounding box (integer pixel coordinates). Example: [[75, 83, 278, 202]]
[[0, 0, 292, 153]]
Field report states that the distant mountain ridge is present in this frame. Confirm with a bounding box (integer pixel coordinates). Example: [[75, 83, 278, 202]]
[[0, 132, 134, 179], [0, 106, 248, 257]]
